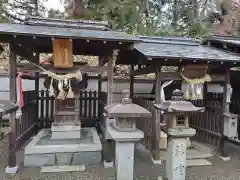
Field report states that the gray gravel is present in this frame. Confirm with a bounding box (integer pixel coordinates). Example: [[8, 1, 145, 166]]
[[0, 136, 240, 180]]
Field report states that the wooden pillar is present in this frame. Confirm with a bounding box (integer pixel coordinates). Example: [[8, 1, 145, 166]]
[[107, 55, 113, 104], [35, 53, 40, 134], [8, 43, 17, 169], [152, 67, 161, 161], [203, 82, 208, 106], [104, 54, 114, 165], [220, 67, 230, 158], [130, 64, 134, 98]]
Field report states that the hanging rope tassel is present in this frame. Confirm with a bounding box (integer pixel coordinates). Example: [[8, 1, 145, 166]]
[[57, 80, 66, 100], [66, 79, 74, 99], [190, 84, 197, 100], [196, 84, 203, 100], [49, 78, 55, 97], [184, 84, 190, 100]]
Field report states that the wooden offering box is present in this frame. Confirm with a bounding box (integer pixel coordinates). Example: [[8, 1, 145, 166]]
[[53, 39, 73, 68]]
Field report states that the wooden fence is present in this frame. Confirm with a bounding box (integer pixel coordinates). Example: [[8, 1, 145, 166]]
[[38, 90, 106, 130], [15, 90, 38, 151], [189, 93, 223, 147], [132, 97, 160, 150], [133, 93, 226, 153]]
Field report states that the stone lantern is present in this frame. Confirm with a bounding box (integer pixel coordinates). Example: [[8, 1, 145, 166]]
[[154, 89, 204, 180], [104, 89, 151, 180]]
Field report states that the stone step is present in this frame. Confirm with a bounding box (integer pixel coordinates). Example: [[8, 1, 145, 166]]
[[41, 165, 85, 173], [55, 111, 79, 116], [186, 148, 213, 160], [159, 148, 212, 160], [187, 159, 212, 167], [51, 124, 81, 132]]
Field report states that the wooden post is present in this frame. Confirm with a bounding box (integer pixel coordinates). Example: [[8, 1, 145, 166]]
[[152, 67, 161, 161], [220, 67, 230, 159], [130, 64, 134, 99], [203, 82, 208, 105], [107, 55, 113, 104], [104, 54, 114, 166], [35, 53, 39, 134], [7, 43, 18, 172]]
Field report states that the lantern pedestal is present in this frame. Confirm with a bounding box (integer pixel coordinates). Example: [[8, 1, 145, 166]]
[[166, 129, 196, 180], [108, 126, 144, 180]]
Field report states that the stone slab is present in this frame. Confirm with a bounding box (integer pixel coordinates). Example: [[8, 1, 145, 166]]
[[159, 148, 212, 160], [51, 131, 81, 139], [41, 165, 85, 173], [24, 153, 56, 167], [187, 159, 212, 167], [72, 151, 101, 165], [56, 153, 73, 165], [25, 128, 102, 155], [51, 124, 81, 132]]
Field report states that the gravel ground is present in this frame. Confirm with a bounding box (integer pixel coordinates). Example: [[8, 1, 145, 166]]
[[0, 136, 240, 180]]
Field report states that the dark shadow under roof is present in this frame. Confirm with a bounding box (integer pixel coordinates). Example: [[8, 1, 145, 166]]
[[117, 36, 240, 65], [0, 17, 139, 42]]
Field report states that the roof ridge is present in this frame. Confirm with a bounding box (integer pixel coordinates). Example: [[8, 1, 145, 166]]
[[138, 35, 200, 46], [24, 16, 110, 31]]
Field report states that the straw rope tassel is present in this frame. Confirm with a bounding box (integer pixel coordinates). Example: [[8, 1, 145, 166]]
[[184, 84, 190, 100], [49, 77, 55, 97], [57, 80, 66, 100], [66, 79, 74, 99]]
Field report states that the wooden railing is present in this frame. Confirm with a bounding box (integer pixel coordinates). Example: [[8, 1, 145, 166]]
[[15, 90, 38, 150]]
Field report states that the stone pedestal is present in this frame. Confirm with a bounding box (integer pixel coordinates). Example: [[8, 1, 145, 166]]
[[166, 129, 196, 180], [108, 126, 144, 180], [115, 142, 134, 180], [166, 138, 187, 180]]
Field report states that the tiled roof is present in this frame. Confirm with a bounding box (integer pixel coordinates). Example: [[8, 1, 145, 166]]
[[0, 17, 139, 42], [205, 35, 240, 46], [134, 36, 240, 62]]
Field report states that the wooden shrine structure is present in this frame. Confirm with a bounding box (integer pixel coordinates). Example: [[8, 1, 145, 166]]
[[0, 17, 140, 172], [1, 16, 240, 173], [116, 35, 240, 161]]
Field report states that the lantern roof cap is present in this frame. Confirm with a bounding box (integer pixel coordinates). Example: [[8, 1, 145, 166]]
[[154, 89, 205, 113], [104, 90, 151, 118]]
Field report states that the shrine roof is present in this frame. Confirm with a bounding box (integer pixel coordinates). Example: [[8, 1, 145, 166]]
[[205, 35, 240, 47], [117, 35, 240, 65], [0, 100, 18, 117], [0, 17, 139, 43]]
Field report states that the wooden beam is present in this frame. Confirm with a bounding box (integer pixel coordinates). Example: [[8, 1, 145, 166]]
[[99, 56, 108, 67], [14, 44, 37, 61], [133, 65, 156, 76], [158, 72, 225, 82], [17, 63, 108, 73]]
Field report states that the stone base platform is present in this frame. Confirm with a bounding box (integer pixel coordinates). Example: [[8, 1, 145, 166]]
[[24, 128, 102, 167], [159, 145, 213, 167]]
